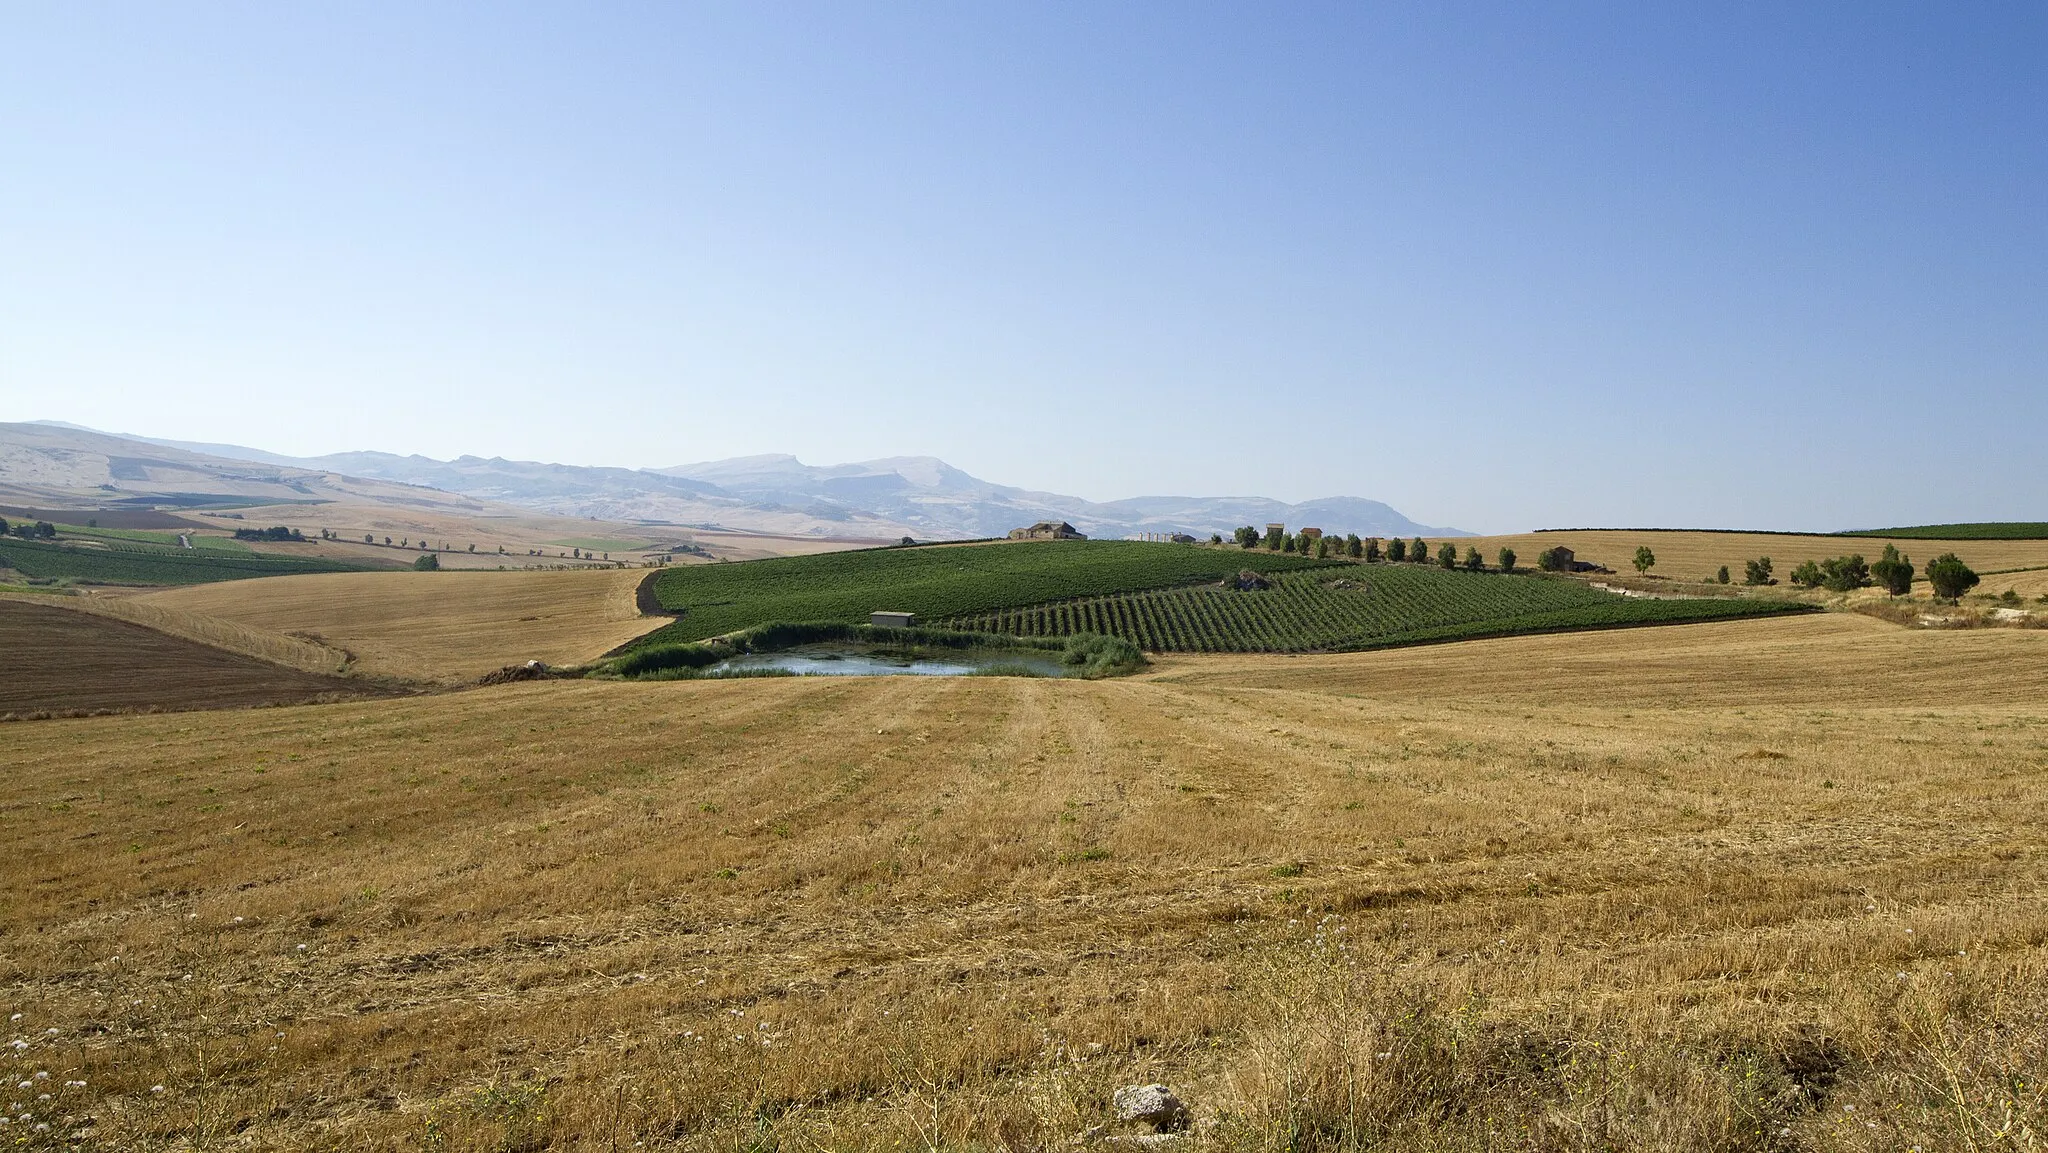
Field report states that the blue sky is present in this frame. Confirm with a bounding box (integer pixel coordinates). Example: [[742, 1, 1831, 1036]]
[[2, 3, 2043, 532]]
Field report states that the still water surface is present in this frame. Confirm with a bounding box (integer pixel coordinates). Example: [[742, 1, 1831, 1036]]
[[706, 644, 1066, 678]]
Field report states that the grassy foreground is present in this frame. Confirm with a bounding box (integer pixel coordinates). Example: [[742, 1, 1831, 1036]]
[[4, 614, 2047, 1149]]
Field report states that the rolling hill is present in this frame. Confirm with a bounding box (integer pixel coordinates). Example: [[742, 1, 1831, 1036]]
[[47, 423, 1469, 541]]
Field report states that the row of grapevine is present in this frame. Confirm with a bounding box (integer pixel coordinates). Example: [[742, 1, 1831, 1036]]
[[944, 568, 1806, 653], [638, 540, 1343, 645]]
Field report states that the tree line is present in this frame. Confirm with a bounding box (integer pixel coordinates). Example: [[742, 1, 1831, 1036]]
[[1, 517, 57, 540], [1231, 526, 1519, 573]]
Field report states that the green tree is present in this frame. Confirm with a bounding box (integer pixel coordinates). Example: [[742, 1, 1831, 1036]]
[[1387, 537, 1407, 563], [1234, 526, 1260, 549], [1536, 547, 1566, 572], [1744, 557, 1774, 586], [413, 553, 440, 571], [1819, 555, 1871, 592], [1716, 565, 1730, 584], [364, 534, 374, 544], [1437, 542, 1458, 569], [1313, 537, 1329, 559], [1463, 546, 1483, 571], [1870, 545, 1914, 596], [1410, 537, 1427, 563], [1282, 535, 1296, 553], [36, 521, 56, 539], [0, 516, 9, 536], [1264, 526, 1285, 550], [1345, 533, 1362, 559], [1497, 547, 1517, 573], [1789, 560, 1825, 589], [1924, 553, 1980, 602], [1363, 537, 1382, 563], [1632, 545, 1655, 575]]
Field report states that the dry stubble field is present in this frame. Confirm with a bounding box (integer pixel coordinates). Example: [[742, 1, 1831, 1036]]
[[136, 569, 658, 683], [1458, 529, 2048, 582], [4, 613, 2048, 1150]]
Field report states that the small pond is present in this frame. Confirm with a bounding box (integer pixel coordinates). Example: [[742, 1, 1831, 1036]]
[[705, 643, 1069, 678]]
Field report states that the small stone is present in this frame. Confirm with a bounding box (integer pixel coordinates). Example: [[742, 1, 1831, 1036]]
[[1112, 1084, 1190, 1133]]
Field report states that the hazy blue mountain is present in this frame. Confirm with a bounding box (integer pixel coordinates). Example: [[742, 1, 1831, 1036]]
[[27, 423, 1469, 540]]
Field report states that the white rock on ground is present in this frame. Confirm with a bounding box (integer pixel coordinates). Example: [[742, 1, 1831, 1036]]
[[1112, 1084, 1190, 1132]]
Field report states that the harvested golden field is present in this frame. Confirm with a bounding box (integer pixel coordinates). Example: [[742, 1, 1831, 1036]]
[[1457, 528, 2048, 581], [5, 614, 2048, 1150], [1149, 610, 2048, 706], [1976, 568, 2048, 601], [136, 568, 659, 682]]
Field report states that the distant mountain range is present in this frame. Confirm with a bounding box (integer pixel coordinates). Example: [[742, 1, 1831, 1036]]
[[13, 421, 1469, 541]]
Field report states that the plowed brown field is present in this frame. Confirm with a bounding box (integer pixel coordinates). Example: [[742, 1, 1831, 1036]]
[[0, 599, 393, 716]]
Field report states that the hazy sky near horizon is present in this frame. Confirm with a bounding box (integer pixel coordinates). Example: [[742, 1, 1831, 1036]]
[[3, 4, 2044, 533]]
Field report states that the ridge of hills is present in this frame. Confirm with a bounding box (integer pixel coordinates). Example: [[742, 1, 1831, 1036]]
[[11, 421, 1469, 541]]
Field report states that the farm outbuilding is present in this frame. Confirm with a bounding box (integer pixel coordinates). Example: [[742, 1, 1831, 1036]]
[[870, 611, 917, 628], [1008, 521, 1087, 541]]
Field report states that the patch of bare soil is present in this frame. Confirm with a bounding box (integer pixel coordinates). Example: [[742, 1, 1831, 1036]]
[[0, 599, 399, 717]]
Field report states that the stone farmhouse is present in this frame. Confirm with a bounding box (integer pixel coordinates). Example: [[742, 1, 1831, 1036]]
[[1008, 521, 1087, 541]]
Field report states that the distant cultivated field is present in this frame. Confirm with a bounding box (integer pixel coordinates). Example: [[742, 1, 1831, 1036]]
[[1457, 528, 2048, 580], [1847, 521, 2048, 539], [0, 598, 390, 716], [0, 535, 387, 585], [138, 568, 659, 682], [7, 614, 2048, 1149]]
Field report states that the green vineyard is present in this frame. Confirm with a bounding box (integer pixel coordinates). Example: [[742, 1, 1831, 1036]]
[[639, 540, 1336, 646], [942, 567, 1811, 653]]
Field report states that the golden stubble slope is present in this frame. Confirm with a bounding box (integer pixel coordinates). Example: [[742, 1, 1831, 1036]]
[[135, 568, 657, 682], [1456, 528, 2048, 578], [5, 614, 2048, 1148], [1146, 610, 2048, 706]]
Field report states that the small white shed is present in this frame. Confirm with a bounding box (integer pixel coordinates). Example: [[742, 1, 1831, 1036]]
[[870, 611, 917, 628]]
